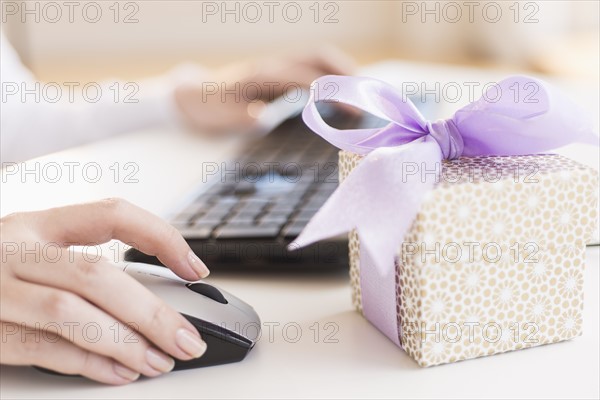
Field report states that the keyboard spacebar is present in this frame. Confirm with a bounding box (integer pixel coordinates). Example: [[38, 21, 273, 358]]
[[216, 224, 281, 239]]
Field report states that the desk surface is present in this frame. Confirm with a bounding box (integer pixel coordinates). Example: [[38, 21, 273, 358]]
[[1, 62, 599, 399]]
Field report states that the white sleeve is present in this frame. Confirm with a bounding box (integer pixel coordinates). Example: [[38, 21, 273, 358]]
[[0, 33, 208, 164]]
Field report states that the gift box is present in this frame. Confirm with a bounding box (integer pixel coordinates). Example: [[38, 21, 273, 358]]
[[341, 152, 598, 366], [292, 74, 599, 367]]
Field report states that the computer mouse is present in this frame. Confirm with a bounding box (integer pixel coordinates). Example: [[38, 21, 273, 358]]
[[35, 263, 261, 376], [131, 268, 261, 370]]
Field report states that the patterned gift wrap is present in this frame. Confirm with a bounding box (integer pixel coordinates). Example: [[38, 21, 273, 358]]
[[340, 152, 599, 366]]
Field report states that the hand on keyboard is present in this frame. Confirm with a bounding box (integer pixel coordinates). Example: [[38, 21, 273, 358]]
[[173, 46, 356, 133]]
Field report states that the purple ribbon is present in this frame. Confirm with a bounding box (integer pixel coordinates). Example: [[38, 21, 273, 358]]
[[291, 75, 598, 345]]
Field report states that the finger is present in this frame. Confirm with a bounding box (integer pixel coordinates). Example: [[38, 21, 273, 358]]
[[12, 254, 207, 363], [0, 321, 139, 385], [25, 198, 209, 281], [1, 280, 175, 377]]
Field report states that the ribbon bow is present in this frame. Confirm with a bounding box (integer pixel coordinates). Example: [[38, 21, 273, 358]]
[[290, 75, 598, 345]]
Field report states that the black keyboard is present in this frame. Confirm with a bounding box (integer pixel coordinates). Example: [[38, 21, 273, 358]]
[[125, 110, 361, 271]]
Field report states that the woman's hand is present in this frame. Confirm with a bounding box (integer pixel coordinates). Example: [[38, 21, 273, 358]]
[[174, 46, 356, 133], [0, 199, 210, 385]]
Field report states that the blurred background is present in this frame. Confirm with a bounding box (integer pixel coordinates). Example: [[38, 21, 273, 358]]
[[1, 1, 599, 241], [2, 0, 598, 82]]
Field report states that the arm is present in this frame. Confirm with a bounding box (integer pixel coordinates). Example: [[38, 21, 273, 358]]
[[1, 34, 210, 163]]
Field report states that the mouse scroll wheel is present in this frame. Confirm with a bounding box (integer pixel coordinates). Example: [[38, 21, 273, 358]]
[[186, 283, 228, 304]]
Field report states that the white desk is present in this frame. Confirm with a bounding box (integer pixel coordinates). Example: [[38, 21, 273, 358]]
[[1, 62, 599, 399]]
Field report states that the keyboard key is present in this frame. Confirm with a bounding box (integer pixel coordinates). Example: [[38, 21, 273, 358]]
[[228, 214, 257, 224], [194, 208, 230, 224], [300, 206, 322, 214], [258, 214, 288, 225], [215, 223, 281, 239], [206, 207, 232, 217], [171, 213, 196, 225], [189, 199, 217, 211], [305, 196, 327, 209], [293, 180, 312, 190], [282, 188, 307, 199], [223, 172, 240, 183], [269, 203, 296, 213], [237, 199, 268, 213], [311, 190, 334, 199], [264, 207, 294, 217], [213, 196, 238, 206], [172, 222, 192, 230], [282, 221, 307, 238], [194, 216, 225, 225], [234, 181, 256, 195], [234, 209, 261, 218], [211, 203, 236, 214], [318, 182, 339, 190], [178, 225, 213, 239], [257, 219, 286, 228], [295, 208, 318, 221], [282, 193, 308, 204]]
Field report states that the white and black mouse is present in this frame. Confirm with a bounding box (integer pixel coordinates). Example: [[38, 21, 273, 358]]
[[124, 263, 261, 370], [35, 263, 261, 377]]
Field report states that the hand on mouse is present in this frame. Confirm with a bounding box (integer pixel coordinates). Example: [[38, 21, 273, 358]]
[[0, 198, 210, 385], [174, 45, 356, 133]]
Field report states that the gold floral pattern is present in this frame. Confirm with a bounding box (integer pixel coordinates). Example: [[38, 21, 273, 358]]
[[450, 195, 477, 227], [558, 269, 584, 299], [558, 310, 583, 338], [424, 293, 451, 321], [520, 185, 547, 216], [554, 203, 579, 233], [459, 265, 484, 294], [422, 338, 451, 365], [493, 281, 519, 310], [460, 306, 485, 324], [486, 212, 513, 244], [527, 295, 551, 323], [526, 250, 550, 284]]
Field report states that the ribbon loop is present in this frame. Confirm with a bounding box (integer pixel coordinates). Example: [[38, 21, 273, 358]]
[[304, 75, 430, 155]]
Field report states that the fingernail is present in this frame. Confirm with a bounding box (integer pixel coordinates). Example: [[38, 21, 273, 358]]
[[113, 363, 140, 382], [188, 250, 210, 279], [146, 348, 175, 373], [176, 329, 207, 358]]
